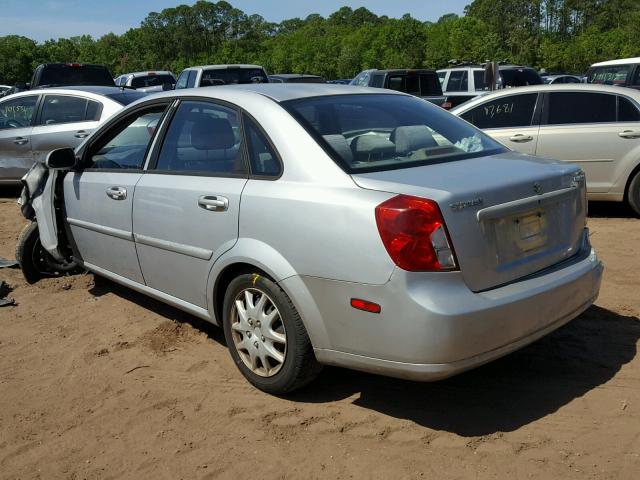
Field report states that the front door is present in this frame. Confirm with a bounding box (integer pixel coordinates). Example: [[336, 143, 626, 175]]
[[63, 105, 168, 282], [133, 99, 248, 308], [459, 92, 541, 155], [535, 91, 627, 193], [0, 94, 39, 181]]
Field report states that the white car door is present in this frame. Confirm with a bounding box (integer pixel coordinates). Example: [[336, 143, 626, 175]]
[[535, 91, 631, 193], [63, 104, 169, 283], [0, 94, 39, 182], [458, 92, 541, 155]]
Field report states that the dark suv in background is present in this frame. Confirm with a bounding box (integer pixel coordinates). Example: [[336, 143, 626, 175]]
[[29, 63, 116, 89], [350, 69, 448, 108]]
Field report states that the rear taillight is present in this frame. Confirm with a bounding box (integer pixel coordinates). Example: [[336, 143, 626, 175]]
[[375, 195, 457, 271], [441, 101, 453, 110]]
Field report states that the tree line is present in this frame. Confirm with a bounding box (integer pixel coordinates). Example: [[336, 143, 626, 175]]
[[1, 0, 639, 84]]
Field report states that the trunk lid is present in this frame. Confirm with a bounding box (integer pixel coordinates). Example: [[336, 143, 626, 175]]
[[352, 152, 586, 292]]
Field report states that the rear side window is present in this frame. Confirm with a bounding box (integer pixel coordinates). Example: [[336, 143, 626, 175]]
[[499, 69, 542, 87], [155, 100, 245, 175], [371, 74, 384, 88], [588, 65, 632, 86], [618, 96, 640, 122], [244, 115, 281, 177], [460, 93, 538, 129], [284, 94, 506, 173], [40, 95, 101, 125], [546, 92, 616, 125], [446, 71, 468, 92], [0, 95, 38, 129], [420, 73, 442, 96], [86, 107, 166, 169], [186, 70, 197, 88]]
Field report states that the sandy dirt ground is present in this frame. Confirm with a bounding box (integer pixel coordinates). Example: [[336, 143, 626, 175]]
[[0, 188, 638, 479]]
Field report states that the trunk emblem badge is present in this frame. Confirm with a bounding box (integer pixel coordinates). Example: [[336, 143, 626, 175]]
[[533, 182, 543, 195], [450, 198, 484, 211]]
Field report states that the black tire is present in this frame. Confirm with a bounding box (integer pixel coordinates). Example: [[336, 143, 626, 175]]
[[627, 170, 640, 217], [222, 273, 322, 394], [15, 222, 77, 284]]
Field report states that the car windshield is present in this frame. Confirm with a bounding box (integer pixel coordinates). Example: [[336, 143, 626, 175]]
[[499, 68, 542, 87], [587, 65, 632, 85], [131, 74, 175, 88], [38, 65, 115, 87], [283, 94, 506, 173], [201, 68, 268, 86]]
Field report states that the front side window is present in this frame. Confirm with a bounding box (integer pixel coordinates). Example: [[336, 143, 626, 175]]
[[175, 70, 189, 89], [244, 115, 281, 177], [86, 107, 166, 169], [437, 71, 446, 86], [499, 68, 542, 87], [284, 94, 506, 173], [460, 93, 538, 129], [446, 71, 468, 92], [0, 95, 38, 129], [155, 100, 245, 175], [546, 92, 616, 125], [473, 71, 486, 91], [588, 65, 632, 86], [40, 95, 101, 125]]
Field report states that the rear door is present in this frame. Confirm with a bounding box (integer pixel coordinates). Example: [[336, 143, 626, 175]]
[[535, 91, 622, 193], [30, 94, 103, 163], [0, 94, 39, 181], [459, 92, 541, 155], [63, 104, 169, 282], [132, 99, 248, 308]]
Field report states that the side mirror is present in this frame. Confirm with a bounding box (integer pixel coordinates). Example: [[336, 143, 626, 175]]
[[162, 82, 174, 91], [46, 148, 77, 169]]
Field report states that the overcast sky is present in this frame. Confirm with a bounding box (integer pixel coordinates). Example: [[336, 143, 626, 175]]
[[0, 0, 469, 42]]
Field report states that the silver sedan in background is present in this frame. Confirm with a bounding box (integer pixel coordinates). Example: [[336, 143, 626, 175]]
[[0, 86, 147, 184], [20, 84, 603, 393]]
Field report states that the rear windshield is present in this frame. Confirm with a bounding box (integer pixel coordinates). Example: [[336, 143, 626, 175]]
[[499, 68, 542, 87], [104, 90, 148, 106], [201, 68, 268, 86], [283, 94, 506, 173], [37, 65, 115, 87], [131, 74, 175, 88], [387, 73, 443, 97], [587, 65, 632, 86]]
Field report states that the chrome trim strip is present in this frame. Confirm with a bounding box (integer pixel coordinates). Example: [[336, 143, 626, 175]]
[[477, 186, 577, 222], [134, 233, 213, 260], [67, 217, 133, 241]]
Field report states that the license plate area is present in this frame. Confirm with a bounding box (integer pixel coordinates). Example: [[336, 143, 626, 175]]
[[492, 209, 549, 265]]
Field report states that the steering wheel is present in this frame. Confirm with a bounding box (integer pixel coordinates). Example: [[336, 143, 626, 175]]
[[6, 119, 23, 128]]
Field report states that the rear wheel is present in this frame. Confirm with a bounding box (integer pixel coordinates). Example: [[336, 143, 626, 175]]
[[222, 273, 322, 394], [15, 222, 78, 283], [628, 170, 640, 217]]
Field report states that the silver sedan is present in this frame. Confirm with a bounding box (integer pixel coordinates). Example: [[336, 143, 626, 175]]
[[19, 84, 603, 393]]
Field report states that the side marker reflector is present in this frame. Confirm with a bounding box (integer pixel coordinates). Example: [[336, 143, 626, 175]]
[[350, 298, 381, 314]]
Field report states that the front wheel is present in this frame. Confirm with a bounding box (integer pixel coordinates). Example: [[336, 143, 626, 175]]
[[627, 170, 640, 217], [222, 273, 322, 394], [15, 222, 78, 283]]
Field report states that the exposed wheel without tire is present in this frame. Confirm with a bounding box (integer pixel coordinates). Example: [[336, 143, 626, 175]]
[[15, 222, 78, 284], [222, 273, 322, 394], [627, 170, 640, 217]]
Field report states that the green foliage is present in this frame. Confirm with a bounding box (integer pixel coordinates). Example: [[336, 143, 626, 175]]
[[0, 0, 639, 84]]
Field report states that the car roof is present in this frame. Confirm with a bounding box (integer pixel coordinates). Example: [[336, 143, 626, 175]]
[[143, 83, 403, 104], [0, 86, 146, 104], [450, 83, 640, 112], [185, 64, 265, 71], [591, 57, 640, 67], [122, 71, 174, 77]]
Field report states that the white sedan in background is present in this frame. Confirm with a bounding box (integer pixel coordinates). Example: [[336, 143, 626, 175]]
[[452, 84, 640, 215]]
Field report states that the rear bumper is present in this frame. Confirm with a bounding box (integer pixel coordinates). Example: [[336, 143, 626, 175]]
[[295, 229, 603, 381]]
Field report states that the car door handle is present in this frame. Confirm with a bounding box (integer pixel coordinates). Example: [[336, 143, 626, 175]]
[[198, 195, 228, 212], [618, 130, 640, 139], [74, 130, 89, 139], [13, 137, 28, 145], [106, 186, 127, 200], [509, 134, 534, 143]]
